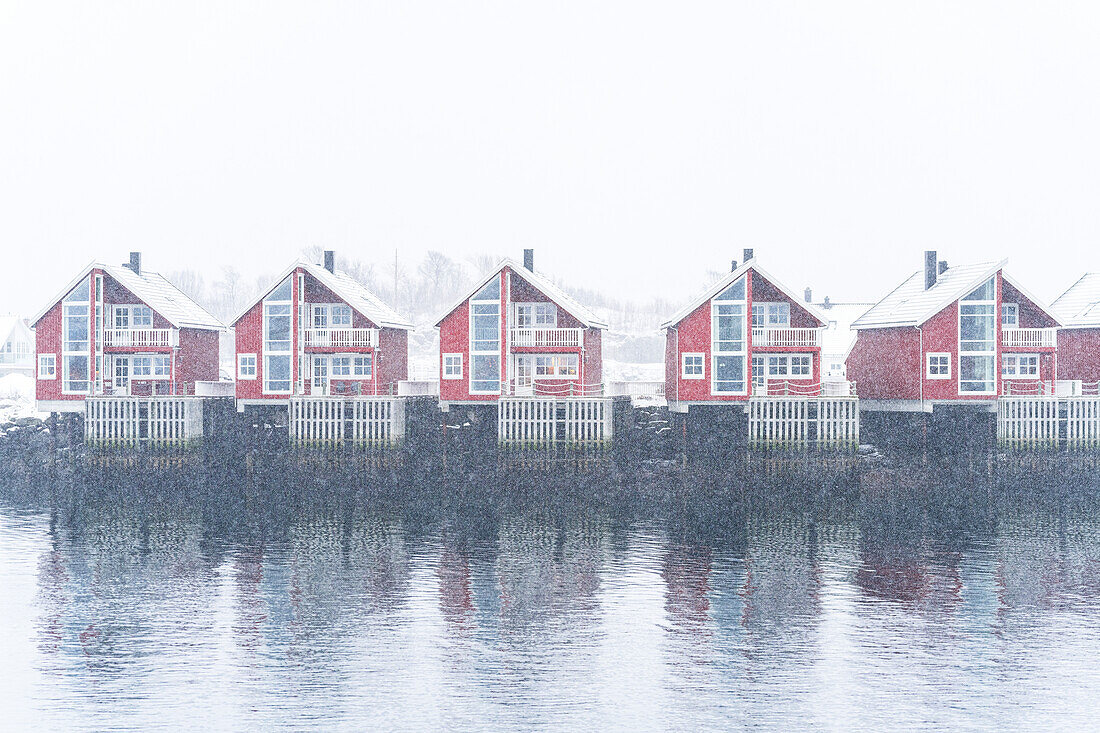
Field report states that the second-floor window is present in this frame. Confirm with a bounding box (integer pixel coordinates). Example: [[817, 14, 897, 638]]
[[113, 305, 152, 329], [312, 304, 352, 328], [752, 302, 790, 328], [516, 303, 556, 328], [1002, 303, 1019, 328]]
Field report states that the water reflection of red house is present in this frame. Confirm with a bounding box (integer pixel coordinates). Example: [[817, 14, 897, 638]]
[[661, 544, 713, 630], [437, 545, 475, 630]]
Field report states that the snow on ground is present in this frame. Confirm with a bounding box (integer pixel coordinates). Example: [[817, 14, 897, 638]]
[[0, 374, 46, 424], [603, 360, 663, 383]]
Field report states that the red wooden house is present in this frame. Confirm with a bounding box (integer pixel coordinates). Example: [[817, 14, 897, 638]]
[[435, 250, 607, 403], [1051, 273, 1100, 388], [847, 252, 1061, 408], [661, 250, 830, 412], [32, 252, 223, 413], [232, 251, 413, 405]]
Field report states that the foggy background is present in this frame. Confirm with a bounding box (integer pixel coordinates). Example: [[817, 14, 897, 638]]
[[3, 1, 1100, 322]]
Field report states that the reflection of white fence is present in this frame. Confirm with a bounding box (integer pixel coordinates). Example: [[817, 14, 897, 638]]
[[288, 397, 404, 447], [998, 397, 1100, 449], [85, 397, 203, 448], [748, 397, 859, 449], [498, 398, 612, 447]]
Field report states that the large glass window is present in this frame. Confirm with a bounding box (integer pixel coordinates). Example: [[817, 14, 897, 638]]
[[263, 277, 293, 393], [711, 276, 747, 393], [959, 277, 997, 394], [62, 276, 90, 393], [470, 276, 502, 393]]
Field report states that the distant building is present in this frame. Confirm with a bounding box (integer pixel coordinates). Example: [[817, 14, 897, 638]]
[[231, 251, 413, 404], [0, 316, 34, 377], [32, 252, 224, 412], [847, 252, 1061, 408], [803, 294, 873, 382], [435, 250, 607, 402], [1050, 273, 1100, 386]]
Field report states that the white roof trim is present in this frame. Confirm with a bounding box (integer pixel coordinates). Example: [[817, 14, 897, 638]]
[[231, 260, 414, 330], [1001, 272, 1062, 327], [660, 259, 828, 330], [852, 260, 1008, 330], [32, 261, 224, 331], [433, 259, 608, 329]]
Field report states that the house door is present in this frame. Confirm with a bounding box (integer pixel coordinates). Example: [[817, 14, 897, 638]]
[[312, 356, 329, 395], [751, 355, 766, 394], [113, 356, 130, 396], [514, 355, 534, 395]]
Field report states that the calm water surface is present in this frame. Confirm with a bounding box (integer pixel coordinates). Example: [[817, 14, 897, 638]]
[[2, 459, 1100, 731]]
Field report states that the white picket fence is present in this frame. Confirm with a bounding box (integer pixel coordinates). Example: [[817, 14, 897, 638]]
[[85, 396, 203, 449], [497, 397, 613, 448], [998, 397, 1100, 449], [748, 397, 859, 449], [288, 397, 405, 448]]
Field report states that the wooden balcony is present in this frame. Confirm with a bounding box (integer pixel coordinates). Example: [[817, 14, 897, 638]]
[[510, 327, 584, 348], [303, 328, 379, 349], [751, 327, 821, 348], [1002, 327, 1057, 349], [101, 328, 178, 348]]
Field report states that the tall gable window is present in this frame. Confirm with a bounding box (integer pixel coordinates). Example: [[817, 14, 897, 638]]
[[711, 276, 747, 394], [62, 276, 91, 394], [959, 276, 997, 394], [470, 277, 502, 394], [263, 276, 293, 394]]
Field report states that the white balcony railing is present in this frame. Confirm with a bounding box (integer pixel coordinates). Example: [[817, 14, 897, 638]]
[[101, 328, 178, 348], [304, 328, 379, 348], [1002, 327, 1057, 349], [751, 327, 822, 348], [510, 327, 584, 348]]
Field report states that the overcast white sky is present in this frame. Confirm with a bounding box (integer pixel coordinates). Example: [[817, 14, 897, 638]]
[[2, 1, 1100, 317]]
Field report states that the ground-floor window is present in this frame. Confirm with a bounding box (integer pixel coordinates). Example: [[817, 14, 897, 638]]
[[959, 354, 996, 393], [237, 354, 257, 380], [682, 353, 704, 379], [131, 355, 170, 378], [926, 353, 951, 379], [443, 354, 462, 379], [1002, 353, 1039, 378], [264, 354, 292, 393], [63, 355, 89, 393], [471, 354, 500, 393], [712, 354, 745, 393], [534, 354, 579, 378], [38, 354, 56, 379], [353, 355, 372, 378], [765, 354, 813, 378]]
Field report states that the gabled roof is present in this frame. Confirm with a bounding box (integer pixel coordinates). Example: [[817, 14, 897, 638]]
[[0, 316, 32, 345], [852, 259, 1061, 330], [1051, 273, 1100, 329], [852, 260, 1000, 330], [660, 258, 828, 330], [231, 260, 414, 330], [433, 259, 609, 329], [31, 261, 224, 330]]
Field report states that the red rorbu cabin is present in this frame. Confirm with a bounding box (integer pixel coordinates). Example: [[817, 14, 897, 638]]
[[32, 252, 224, 413], [435, 250, 607, 403], [847, 252, 1062, 408], [1051, 273, 1100, 389], [232, 252, 413, 405], [661, 250, 831, 413]]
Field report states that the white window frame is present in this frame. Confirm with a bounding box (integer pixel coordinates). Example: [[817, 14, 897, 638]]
[[533, 354, 579, 379], [1001, 303, 1019, 328], [926, 352, 951, 379], [237, 353, 257, 380], [710, 277, 748, 396], [764, 354, 813, 380], [469, 277, 502, 395], [442, 353, 463, 379], [515, 302, 557, 328], [958, 277, 997, 395], [262, 280, 294, 395], [331, 355, 352, 377], [38, 354, 56, 380], [1002, 353, 1039, 379], [352, 354, 372, 378], [681, 353, 705, 379], [62, 290, 90, 395]]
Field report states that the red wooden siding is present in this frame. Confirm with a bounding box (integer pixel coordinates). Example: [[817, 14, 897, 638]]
[[1057, 329, 1100, 385], [846, 327, 922, 401]]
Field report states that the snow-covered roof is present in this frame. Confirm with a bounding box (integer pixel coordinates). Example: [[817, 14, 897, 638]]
[[0, 316, 32, 345], [434, 259, 609, 329], [1051, 273, 1100, 329], [32, 261, 224, 331], [660, 258, 828, 331], [232, 260, 414, 330], [852, 259, 1060, 330]]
